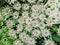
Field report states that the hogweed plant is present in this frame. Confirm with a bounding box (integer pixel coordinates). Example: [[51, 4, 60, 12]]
[[0, 0, 60, 45]]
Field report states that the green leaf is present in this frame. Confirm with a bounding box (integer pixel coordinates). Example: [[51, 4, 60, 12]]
[[52, 35, 60, 42], [0, 0, 5, 7], [0, 41, 4, 45], [0, 20, 3, 26], [1, 37, 13, 45], [50, 25, 57, 33], [1, 26, 8, 33], [0, 8, 2, 12], [12, 19, 18, 25], [43, 0, 48, 5]]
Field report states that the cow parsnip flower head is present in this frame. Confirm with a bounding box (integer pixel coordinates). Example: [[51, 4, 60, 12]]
[[0, 0, 60, 45]]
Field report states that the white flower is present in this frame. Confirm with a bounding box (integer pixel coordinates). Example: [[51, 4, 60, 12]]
[[32, 20, 39, 27], [13, 2, 21, 10], [55, 11, 60, 21], [13, 11, 19, 19], [22, 4, 29, 10], [31, 4, 40, 13], [19, 32, 28, 42], [47, 0, 58, 6], [17, 24, 23, 33], [46, 18, 55, 26], [25, 17, 32, 24], [49, 8, 58, 18], [45, 8, 52, 16], [41, 29, 51, 37], [8, 29, 17, 39], [32, 4, 45, 13], [47, 0, 58, 9], [32, 29, 41, 37], [27, 0, 36, 3], [44, 39, 56, 45], [6, 20, 14, 28], [48, 0, 58, 9], [27, 37, 36, 45], [31, 5, 39, 13], [31, 12, 38, 19], [39, 14, 46, 21], [25, 24, 33, 32], [2, 6, 12, 15], [13, 40, 23, 45], [22, 11, 29, 19], [50, 3, 57, 9], [2, 6, 10, 12], [38, 22, 46, 29], [39, 4, 45, 12], [19, 32, 36, 44], [18, 17, 25, 24]]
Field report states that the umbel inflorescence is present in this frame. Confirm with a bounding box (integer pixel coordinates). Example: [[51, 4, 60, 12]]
[[0, 0, 60, 45]]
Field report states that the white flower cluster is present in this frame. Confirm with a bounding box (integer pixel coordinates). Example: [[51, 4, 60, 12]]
[[0, 0, 60, 45]]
